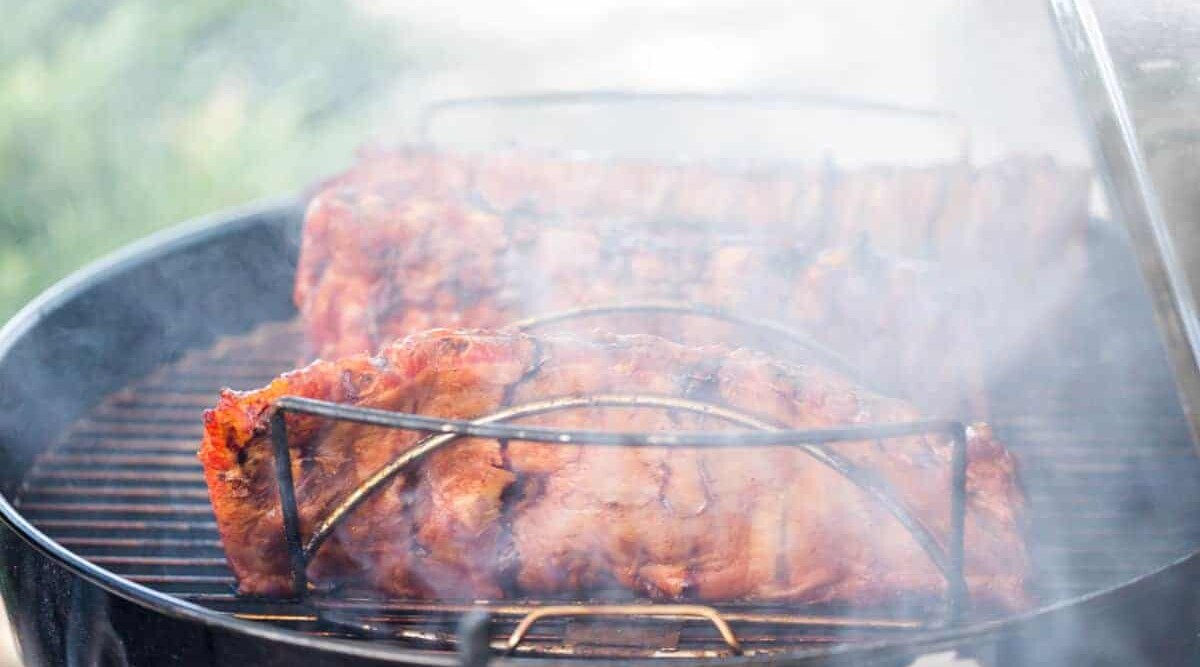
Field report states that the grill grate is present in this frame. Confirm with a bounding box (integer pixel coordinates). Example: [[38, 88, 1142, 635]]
[[15, 248, 1200, 656], [16, 324, 300, 600]]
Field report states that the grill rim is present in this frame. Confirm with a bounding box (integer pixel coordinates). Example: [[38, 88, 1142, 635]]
[[0, 199, 1197, 664]]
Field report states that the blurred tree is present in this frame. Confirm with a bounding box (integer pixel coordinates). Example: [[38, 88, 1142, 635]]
[[0, 0, 410, 317]]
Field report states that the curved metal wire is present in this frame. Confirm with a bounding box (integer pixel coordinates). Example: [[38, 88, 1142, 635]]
[[416, 90, 971, 160], [507, 300, 868, 385], [505, 604, 743, 655], [270, 394, 968, 622]]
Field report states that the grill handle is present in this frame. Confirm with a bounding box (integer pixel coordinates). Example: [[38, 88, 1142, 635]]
[[504, 604, 743, 655]]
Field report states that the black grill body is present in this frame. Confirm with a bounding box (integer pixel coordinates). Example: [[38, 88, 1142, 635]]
[[0, 202, 1196, 666]]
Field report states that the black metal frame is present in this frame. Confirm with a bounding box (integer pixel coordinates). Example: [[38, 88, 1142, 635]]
[[260, 299, 977, 656]]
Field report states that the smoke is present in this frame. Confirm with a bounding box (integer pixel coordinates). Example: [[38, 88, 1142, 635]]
[[8, 0, 1192, 664], [263, 1, 1200, 663]]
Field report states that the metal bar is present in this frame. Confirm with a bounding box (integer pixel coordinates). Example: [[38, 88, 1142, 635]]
[[270, 411, 308, 596], [458, 611, 492, 667], [417, 90, 966, 146], [111, 386, 220, 396], [170, 357, 293, 372], [57, 440, 203, 453], [68, 421, 202, 437], [56, 537, 223, 549], [507, 300, 868, 385], [86, 556, 228, 567], [151, 370, 281, 384], [178, 593, 242, 603], [25, 470, 204, 483], [32, 519, 217, 531], [235, 613, 321, 623], [81, 416, 198, 427], [503, 604, 742, 655], [124, 574, 236, 585], [275, 395, 959, 449], [311, 599, 925, 629], [93, 405, 216, 420], [39, 453, 201, 467], [1049, 0, 1200, 453], [104, 393, 229, 408], [17, 503, 211, 515], [947, 423, 969, 623], [24, 487, 211, 499]]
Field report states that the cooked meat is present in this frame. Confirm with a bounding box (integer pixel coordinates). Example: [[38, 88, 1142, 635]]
[[295, 181, 972, 413], [294, 148, 1090, 415], [199, 329, 1030, 613]]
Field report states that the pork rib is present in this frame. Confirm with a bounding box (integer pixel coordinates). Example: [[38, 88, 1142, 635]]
[[199, 329, 1029, 612], [294, 148, 1090, 415]]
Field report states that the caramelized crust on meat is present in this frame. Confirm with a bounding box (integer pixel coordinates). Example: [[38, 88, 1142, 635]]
[[200, 330, 1030, 612]]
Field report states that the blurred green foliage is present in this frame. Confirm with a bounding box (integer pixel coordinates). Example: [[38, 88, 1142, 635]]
[[0, 1, 409, 317]]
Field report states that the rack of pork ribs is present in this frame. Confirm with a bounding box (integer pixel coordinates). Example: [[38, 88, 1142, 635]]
[[294, 147, 1091, 414], [201, 148, 1087, 640]]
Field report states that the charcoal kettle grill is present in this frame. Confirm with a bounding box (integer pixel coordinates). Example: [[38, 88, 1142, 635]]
[[1, 1, 1199, 665]]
